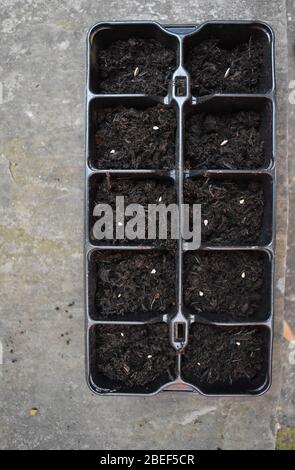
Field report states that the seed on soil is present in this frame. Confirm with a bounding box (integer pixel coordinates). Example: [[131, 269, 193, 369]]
[[151, 269, 157, 274], [123, 364, 130, 374], [236, 342, 241, 346], [241, 271, 246, 278], [224, 67, 231, 78], [151, 292, 160, 308], [220, 139, 229, 146], [110, 149, 116, 154], [133, 66, 140, 77], [204, 219, 208, 226], [153, 126, 159, 130], [147, 355, 152, 359], [199, 291, 204, 297]]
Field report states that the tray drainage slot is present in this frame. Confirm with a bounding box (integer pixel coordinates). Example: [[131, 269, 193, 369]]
[[174, 77, 187, 97], [174, 322, 186, 342]]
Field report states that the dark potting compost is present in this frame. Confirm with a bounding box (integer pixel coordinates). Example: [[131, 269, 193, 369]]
[[184, 178, 265, 245], [97, 38, 176, 95], [185, 110, 265, 170], [184, 251, 269, 321], [93, 105, 176, 169], [86, 21, 275, 396], [90, 176, 177, 247], [94, 251, 176, 319], [186, 37, 264, 96], [182, 324, 268, 389], [95, 324, 176, 390]]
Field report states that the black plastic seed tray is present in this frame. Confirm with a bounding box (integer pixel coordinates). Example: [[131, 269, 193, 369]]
[[85, 20, 275, 396]]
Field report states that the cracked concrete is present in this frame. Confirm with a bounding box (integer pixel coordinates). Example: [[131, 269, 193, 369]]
[[0, 0, 289, 450]]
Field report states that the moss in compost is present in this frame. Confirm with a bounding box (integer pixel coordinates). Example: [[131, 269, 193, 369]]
[[182, 324, 267, 386], [187, 37, 264, 96], [184, 251, 266, 321], [94, 251, 176, 319], [95, 323, 176, 389], [91, 176, 177, 248], [185, 110, 265, 170], [184, 177, 264, 245], [93, 105, 176, 169], [97, 38, 176, 95]]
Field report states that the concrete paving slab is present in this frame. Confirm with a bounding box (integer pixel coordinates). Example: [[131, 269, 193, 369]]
[[277, 0, 295, 445], [0, 0, 288, 449]]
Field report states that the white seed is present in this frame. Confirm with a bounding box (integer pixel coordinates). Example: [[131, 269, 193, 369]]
[[158, 196, 162, 202], [147, 354, 152, 359], [236, 341, 241, 346], [241, 271, 246, 279], [118, 222, 123, 227], [118, 293, 122, 298], [239, 199, 245, 205], [220, 139, 229, 146], [197, 362, 201, 366], [110, 149, 116, 154], [133, 67, 139, 77], [153, 126, 159, 130], [199, 291, 204, 297], [204, 219, 208, 226], [151, 268, 156, 274], [224, 67, 231, 78], [120, 332, 124, 337]]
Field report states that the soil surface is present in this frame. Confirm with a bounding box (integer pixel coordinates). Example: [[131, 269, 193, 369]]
[[184, 177, 264, 245], [186, 38, 264, 96], [93, 105, 176, 169], [185, 111, 265, 170], [97, 38, 176, 95], [182, 324, 266, 387], [184, 251, 266, 321], [94, 251, 176, 319], [91, 176, 177, 247], [95, 323, 176, 390]]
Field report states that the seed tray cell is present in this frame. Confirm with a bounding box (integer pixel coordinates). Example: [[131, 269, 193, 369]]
[[88, 250, 177, 322], [184, 97, 274, 170], [85, 21, 275, 396], [184, 22, 274, 95], [88, 98, 178, 170], [88, 323, 178, 394], [89, 23, 179, 95], [88, 173, 177, 247], [181, 324, 271, 395], [183, 173, 274, 247], [183, 249, 272, 323]]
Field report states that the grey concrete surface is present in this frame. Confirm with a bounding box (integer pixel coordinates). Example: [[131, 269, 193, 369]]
[[0, 0, 288, 449], [277, 0, 295, 437]]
